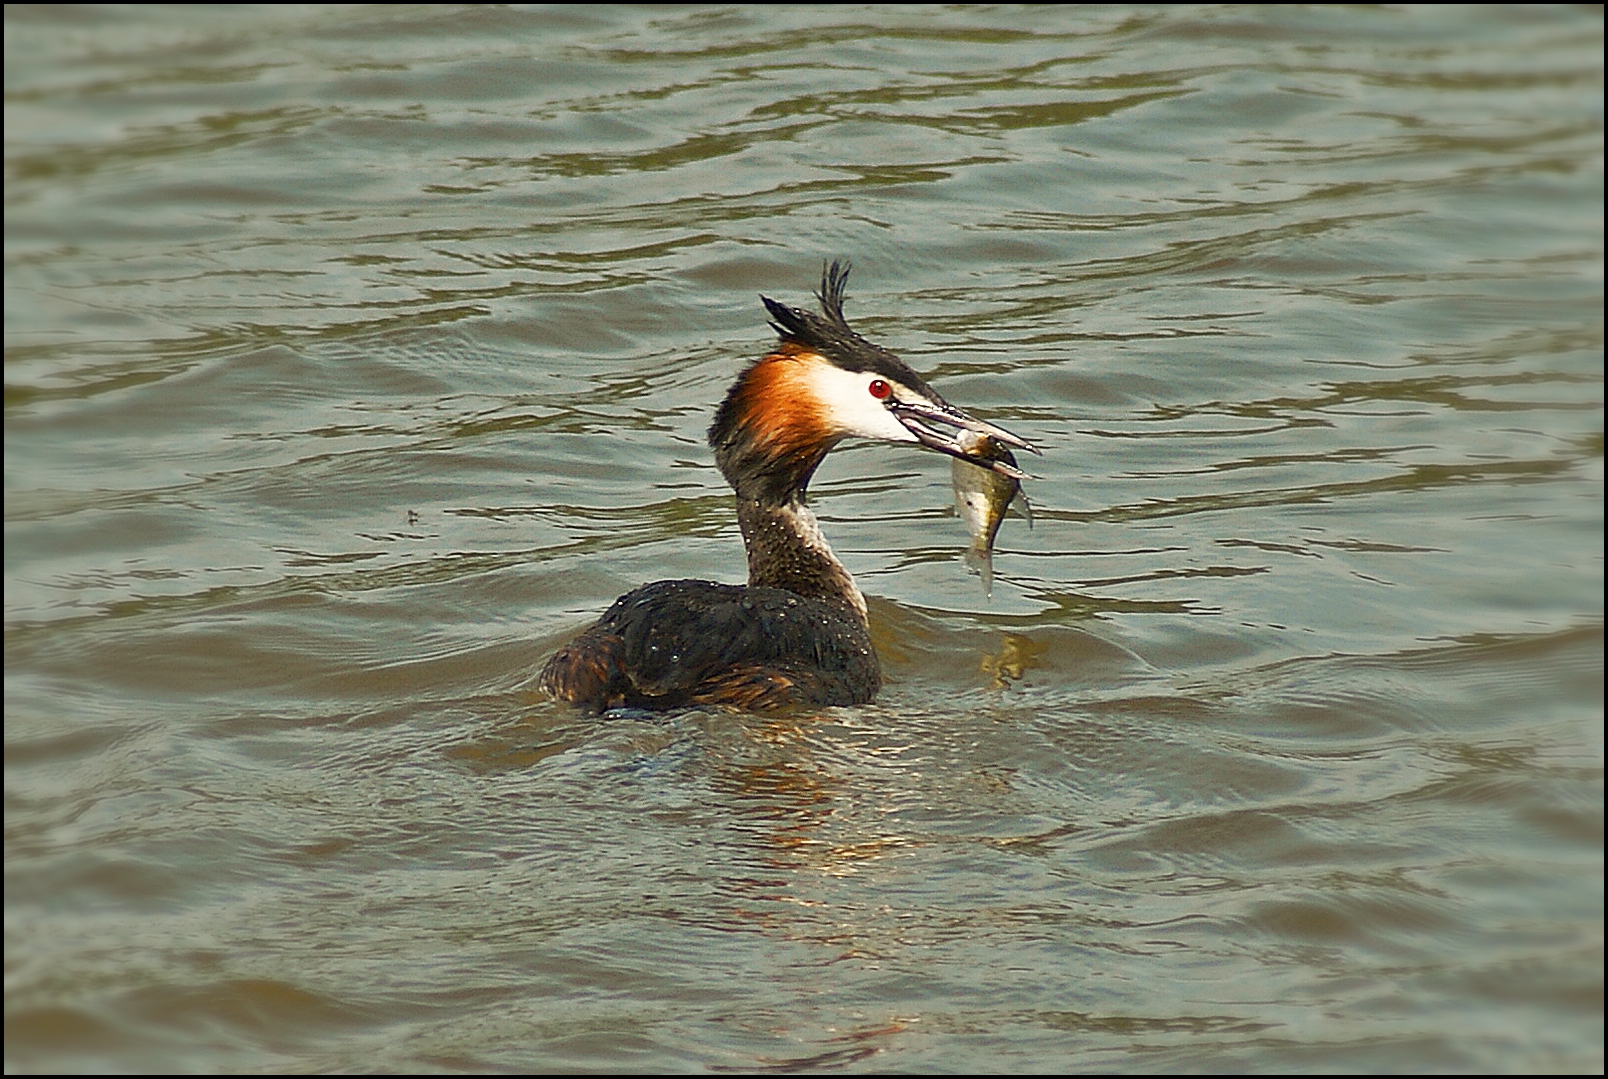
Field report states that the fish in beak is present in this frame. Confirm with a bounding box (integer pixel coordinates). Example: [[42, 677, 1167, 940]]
[[884, 395, 1038, 479], [951, 431, 1033, 596]]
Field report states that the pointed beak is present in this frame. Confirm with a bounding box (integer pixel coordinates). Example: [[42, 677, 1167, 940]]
[[886, 397, 1038, 479]]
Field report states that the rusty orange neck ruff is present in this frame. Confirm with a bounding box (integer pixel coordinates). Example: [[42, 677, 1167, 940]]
[[709, 343, 844, 508], [708, 345, 866, 617]]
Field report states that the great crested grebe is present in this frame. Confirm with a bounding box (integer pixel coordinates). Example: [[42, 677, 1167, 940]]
[[539, 261, 1036, 711]]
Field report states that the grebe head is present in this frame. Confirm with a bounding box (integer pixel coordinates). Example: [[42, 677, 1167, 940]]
[[710, 261, 1036, 503]]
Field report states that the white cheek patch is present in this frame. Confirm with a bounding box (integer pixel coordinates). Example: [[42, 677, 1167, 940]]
[[803, 362, 920, 443]]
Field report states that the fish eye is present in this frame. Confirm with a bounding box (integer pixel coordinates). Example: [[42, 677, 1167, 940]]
[[868, 378, 891, 400]]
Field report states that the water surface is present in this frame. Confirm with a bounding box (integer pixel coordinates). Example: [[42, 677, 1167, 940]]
[[5, 4, 1602, 1072]]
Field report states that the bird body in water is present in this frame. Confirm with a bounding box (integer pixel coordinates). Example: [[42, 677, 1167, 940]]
[[539, 262, 1035, 711]]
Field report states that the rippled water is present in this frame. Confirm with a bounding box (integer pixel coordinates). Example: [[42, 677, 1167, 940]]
[[6, 4, 1602, 1072]]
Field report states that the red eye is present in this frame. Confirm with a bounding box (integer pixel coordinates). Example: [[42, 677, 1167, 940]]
[[868, 378, 891, 400]]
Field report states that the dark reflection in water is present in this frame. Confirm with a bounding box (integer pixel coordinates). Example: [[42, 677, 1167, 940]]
[[5, 3, 1601, 1073]]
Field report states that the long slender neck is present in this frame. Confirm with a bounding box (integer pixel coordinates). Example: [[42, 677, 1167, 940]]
[[707, 352, 869, 621], [733, 493, 867, 620]]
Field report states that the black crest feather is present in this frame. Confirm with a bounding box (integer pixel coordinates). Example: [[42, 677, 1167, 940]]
[[757, 260, 936, 393]]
